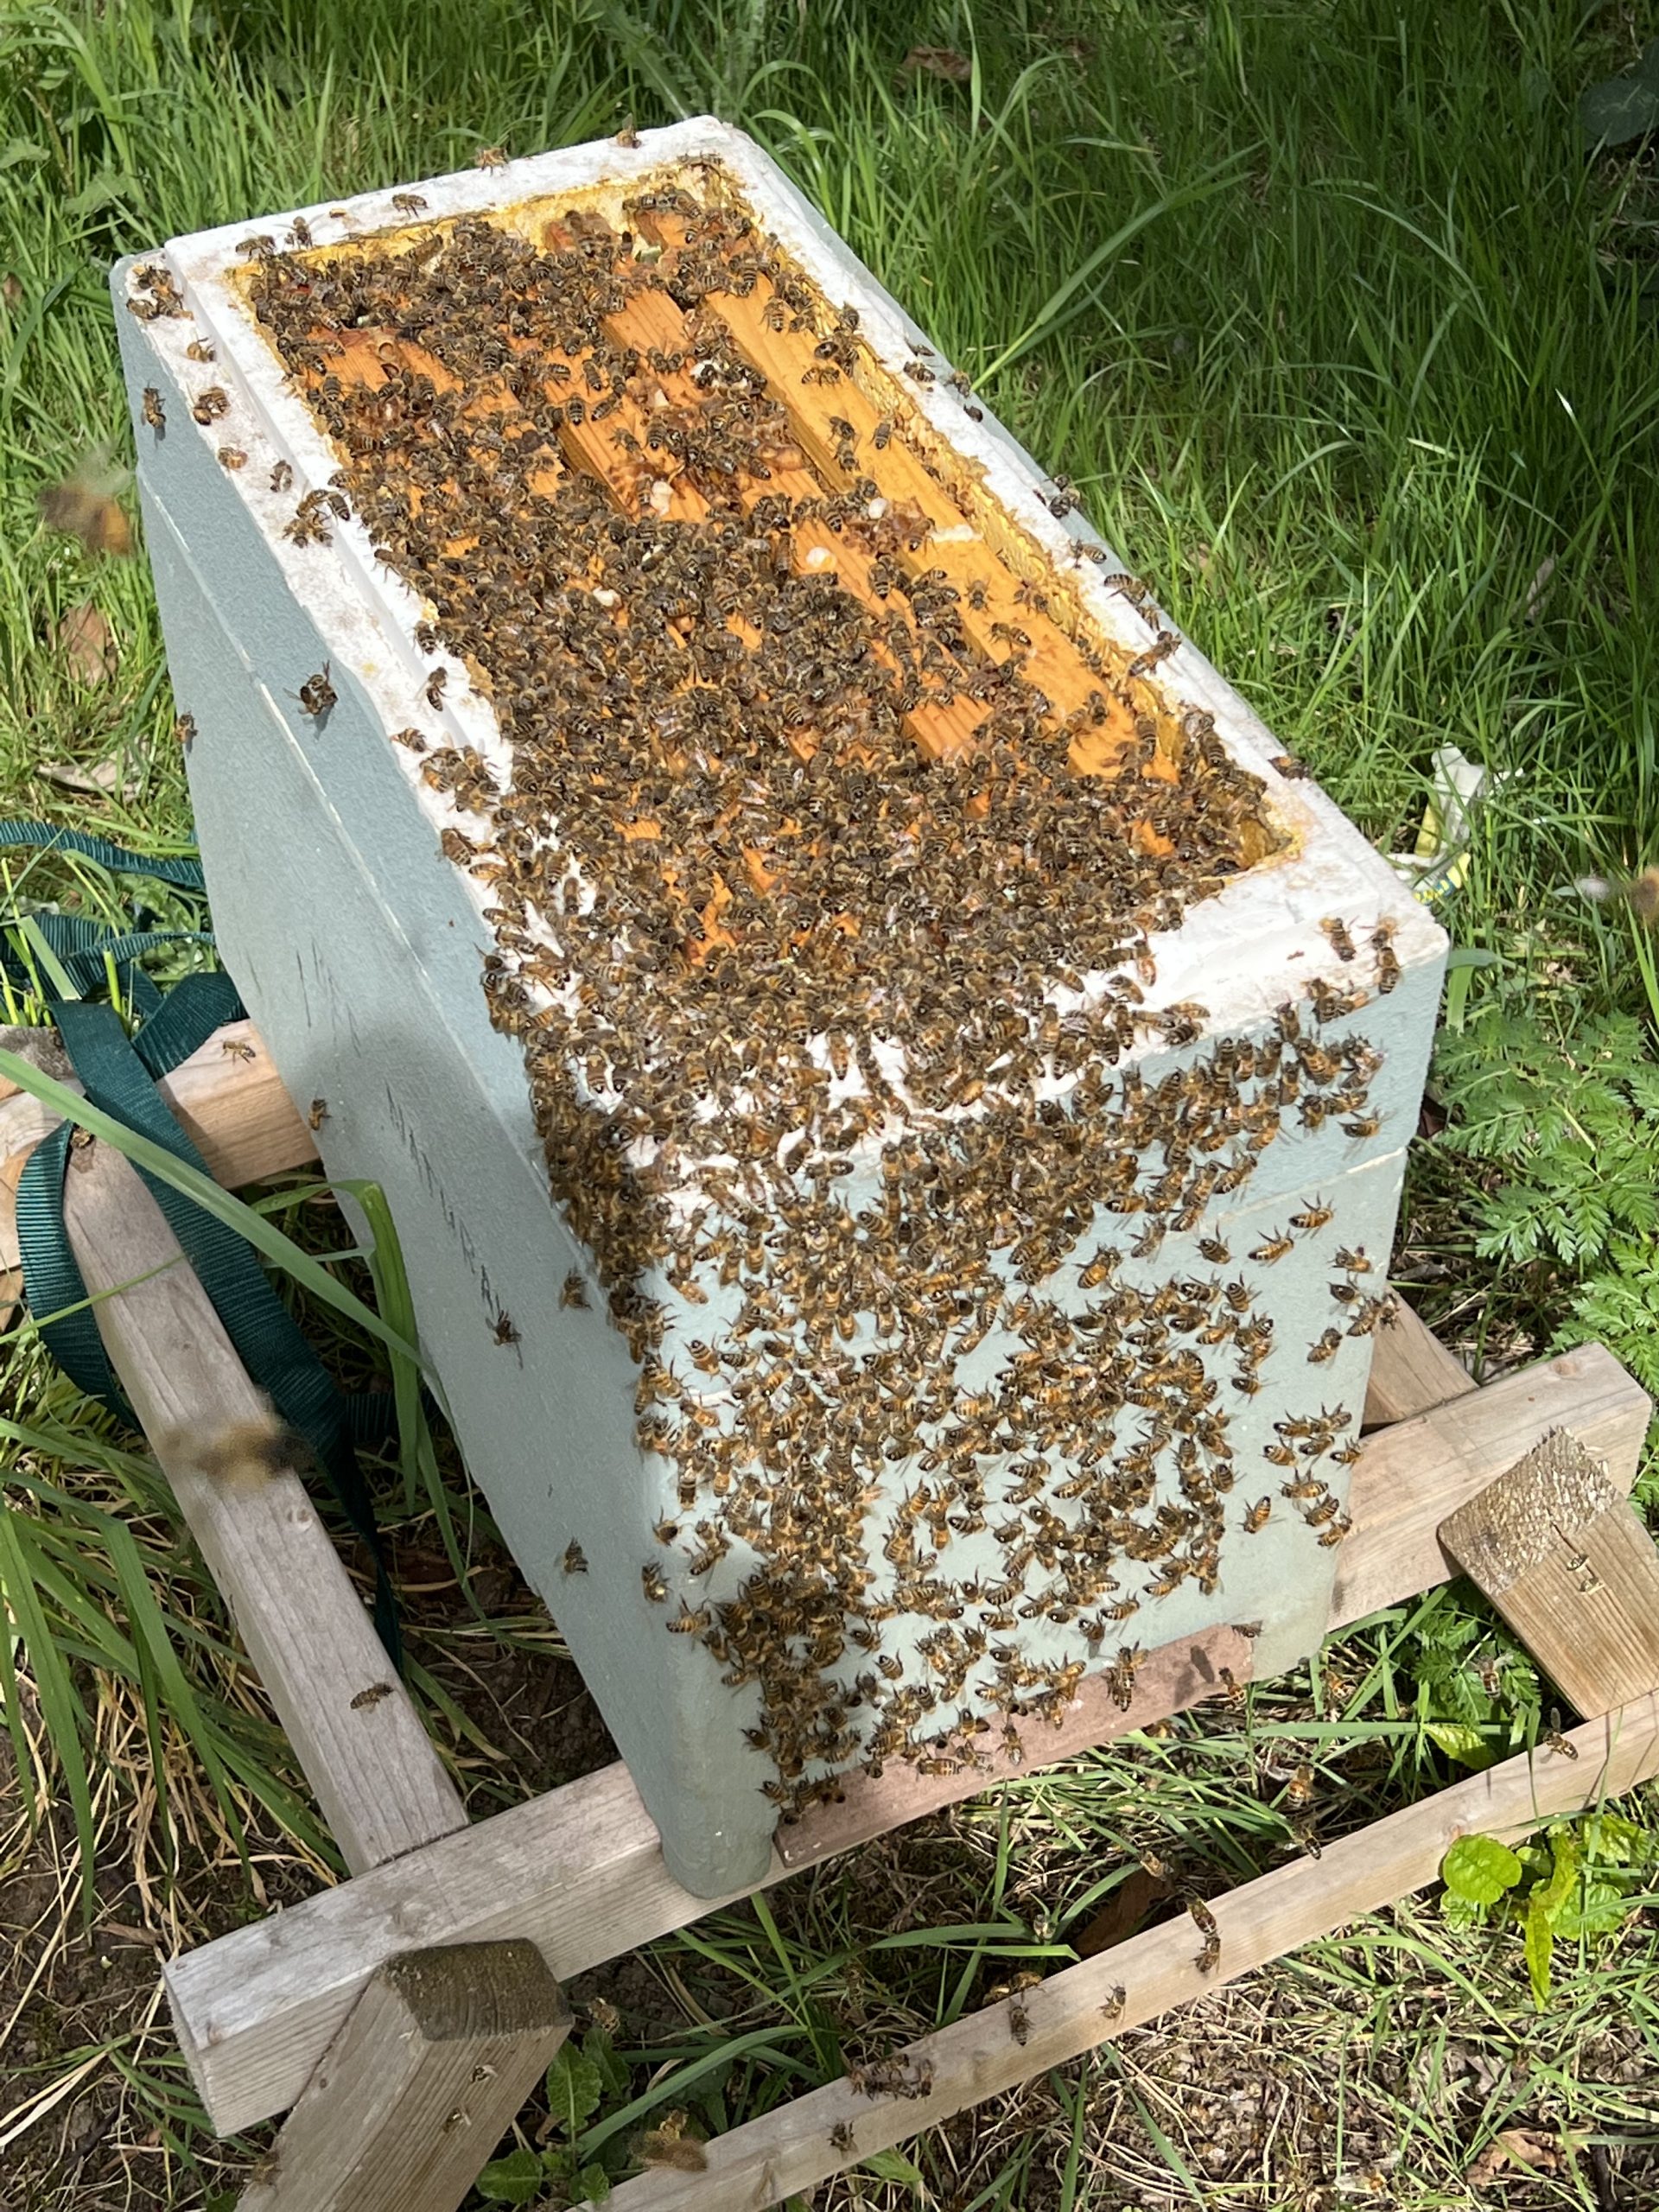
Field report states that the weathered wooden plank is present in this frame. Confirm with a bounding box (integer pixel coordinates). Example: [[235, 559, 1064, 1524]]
[[1331, 1345, 1648, 1631], [165, 1342, 1644, 2134], [1440, 1427, 1659, 1717], [238, 1942, 569, 2212], [64, 1139, 466, 1874], [1363, 1298, 1476, 1427], [599, 1694, 1659, 2212]]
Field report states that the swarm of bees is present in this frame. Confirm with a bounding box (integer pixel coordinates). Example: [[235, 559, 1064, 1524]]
[[240, 173, 1408, 1821]]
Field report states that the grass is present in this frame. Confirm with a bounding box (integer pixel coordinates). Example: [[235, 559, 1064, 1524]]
[[3, 0, 1659, 2204]]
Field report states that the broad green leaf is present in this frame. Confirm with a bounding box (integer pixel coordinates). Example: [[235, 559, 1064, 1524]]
[[861, 2147, 926, 2187], [1554, 1878, 1632, 1941], [1580, 71, 1659, 148], [1441, 1834, 1523, 1906], [1580, 1813, 1649, 1866], [1425, 1721, 1496, 1769], [547, 2042, 605, 2135], [576, 2164, 613, 2202], [1523, 1890, 1554, 2009], [582, 2023, 628, 2095], [0, 139, 48, 169], [1533, 1832, 1580, 1929], [475, 2148, 545, 2204]]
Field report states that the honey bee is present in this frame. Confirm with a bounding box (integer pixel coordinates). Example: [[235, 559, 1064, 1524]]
[[390, 191, 429, 216], [270, 460, 294, 493], [423, 666, 448, 709], [36, 447, 132, 556], [295, 663, 336, 719], [235, 233, 276, 259], [1319, 917, 1357, 963], [830, 2120, 856, 2154], [492, 1309, 520, 1346], [1290, 1199, 1333, 1231], [218, 446, 247, 470], [1127, 630, 1179, 680], [666, 1601, 711, 1635], [220, 1037, 256, 1063], [1198, 1236, 1230, 1265], [1107, 1643, 1143, 1711], [287, 216, 314, 249], [474, 145, 507, 168], [141, 386, 165, 431], [1333, 1246, 1371, 1274], [1007, 1993, 1031, 2046], [390, 726, 426, 751], [192, 385, 230, 423], [1243, 1497, 1272, 1534], [173, 712, 197, 746], [307, 1097, 328, 1130], [1249, 1231, 1293, 1265], [1098, 1984, 1126, 2024], [186, 338, 216, 363], [641, 1563, 667, 1603], [562, 1539, 588, 1574], [559, 1270, 588, 1309]]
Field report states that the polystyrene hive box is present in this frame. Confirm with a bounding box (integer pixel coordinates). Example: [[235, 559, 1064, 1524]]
[[115, 118, 1446, 1896]]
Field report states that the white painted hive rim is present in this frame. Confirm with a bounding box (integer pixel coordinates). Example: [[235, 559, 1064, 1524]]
[[134, 117, 1446, 1152]]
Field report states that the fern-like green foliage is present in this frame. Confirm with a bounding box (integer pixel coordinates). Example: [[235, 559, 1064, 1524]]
[[1433, 1006, 1659, 1394]]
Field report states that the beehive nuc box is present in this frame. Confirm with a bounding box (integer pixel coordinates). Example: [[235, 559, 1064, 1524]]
[[116, 118, 1445, 1895]]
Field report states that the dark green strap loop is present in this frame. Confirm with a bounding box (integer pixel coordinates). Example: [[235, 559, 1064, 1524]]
[[0, 818, 207, 889]]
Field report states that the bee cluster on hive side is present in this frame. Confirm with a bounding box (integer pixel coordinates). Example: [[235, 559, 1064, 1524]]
[[243, 176, 1396, 1815]]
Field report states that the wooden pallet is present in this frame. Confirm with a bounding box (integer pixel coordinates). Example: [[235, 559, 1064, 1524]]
[[4, 1024, 1656, 2212]]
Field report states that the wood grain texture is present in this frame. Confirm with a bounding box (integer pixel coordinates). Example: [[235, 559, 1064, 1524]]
[[599, 1694, 1659, 2212], [238, 1942, 568, 2212], [165, 1343, 1646, 2135], [1440, 1429, 1659, 1718], [168, 1759, 774, 2134], [1363, 1299, 1477, 1427], [65, 1141, 465, 1875], [1332, 1345, 1649, 1631]]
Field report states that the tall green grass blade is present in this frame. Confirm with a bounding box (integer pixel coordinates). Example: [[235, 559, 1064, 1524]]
[[0, 1502, 98, 1916]]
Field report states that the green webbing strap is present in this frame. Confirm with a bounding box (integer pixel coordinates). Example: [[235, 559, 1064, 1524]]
[[3, 819, 401, 1667], [15, 976, 238, 1417], [0, 817, 207, 889]]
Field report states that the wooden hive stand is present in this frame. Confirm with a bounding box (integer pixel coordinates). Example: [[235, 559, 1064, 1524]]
[[4, 1021, 1657, 2212]]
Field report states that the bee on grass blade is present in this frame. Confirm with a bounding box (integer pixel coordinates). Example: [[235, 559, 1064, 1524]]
[[37, 445, 132, 557], [1576, 868, 1659, 925]]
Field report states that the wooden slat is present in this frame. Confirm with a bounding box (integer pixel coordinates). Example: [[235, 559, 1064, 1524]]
[[238, 1942, 569, 2212], [1440, 1428, 1659, 1717], [598, 1693, 1659, 2212], [1363, 1299, 1476, 1427], [64, 1139, 466, 1874], [1331, 1344, 1647, 1631], [163, 1342, 1646, 2134]]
